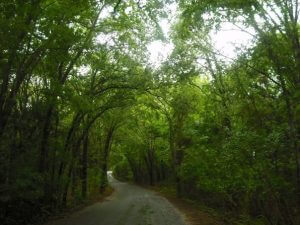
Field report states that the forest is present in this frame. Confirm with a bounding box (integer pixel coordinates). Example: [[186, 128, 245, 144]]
[[0, 0, 299, 225]]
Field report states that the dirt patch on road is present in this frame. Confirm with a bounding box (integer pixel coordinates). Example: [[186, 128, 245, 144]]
[[148, 186, 223, 225], [164, 195, 222, 225]]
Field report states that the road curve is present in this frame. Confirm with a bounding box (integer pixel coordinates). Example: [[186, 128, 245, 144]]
[[47, 173, 188, 225]]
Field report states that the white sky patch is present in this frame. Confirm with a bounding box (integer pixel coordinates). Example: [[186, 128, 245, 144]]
[[99, 6, 113, 20], [146, 18, 174, 67], [159, 19, 171, 37], [78, 65, 90, 77], [96, 33, 116, 46], [125, 6, 133, 14], [147, 41, 174, 67], [195, 24, 254, 71], [211, 22, 256, 60], [95, 2, 255, 68], [146, 3, 254, 67], [146, 3, 177, 67]]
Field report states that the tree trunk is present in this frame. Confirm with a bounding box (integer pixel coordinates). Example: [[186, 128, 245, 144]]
[[62, 163, 73, 207], [39, 106, 54, 173], [100, 125, 115, 192], [58, 113, 83, 180], [81, 134, 89, 198]]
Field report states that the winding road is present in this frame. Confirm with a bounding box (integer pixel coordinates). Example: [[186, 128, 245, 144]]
[[47, 173, 188, 225]]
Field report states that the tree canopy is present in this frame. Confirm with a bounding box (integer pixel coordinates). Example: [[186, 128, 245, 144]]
[[0, 0, 299, 225]]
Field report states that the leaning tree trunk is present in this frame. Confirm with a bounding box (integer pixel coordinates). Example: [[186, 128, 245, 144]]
[[100, 125, 115, 193], [81, 133, 89, 199]]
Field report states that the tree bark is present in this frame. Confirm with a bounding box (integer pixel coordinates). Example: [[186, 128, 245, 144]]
[[81, 133, 89, 198], [100, 125, 115, 192]]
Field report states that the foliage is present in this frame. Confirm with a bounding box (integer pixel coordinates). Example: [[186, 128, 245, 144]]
[[0, 0, 299, 225]]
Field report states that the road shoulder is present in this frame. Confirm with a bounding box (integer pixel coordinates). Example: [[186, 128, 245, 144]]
[[44, 186, 114, 224], [146, 185, 223, 225]]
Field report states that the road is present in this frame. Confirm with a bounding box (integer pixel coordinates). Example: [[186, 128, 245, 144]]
[[47, 173, 188, 225]]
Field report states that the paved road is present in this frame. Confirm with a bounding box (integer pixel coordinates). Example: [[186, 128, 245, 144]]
[[47, 173, 187, 225]]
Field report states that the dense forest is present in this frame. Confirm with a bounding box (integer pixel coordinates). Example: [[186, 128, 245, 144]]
[[0, 0, 299, 225]]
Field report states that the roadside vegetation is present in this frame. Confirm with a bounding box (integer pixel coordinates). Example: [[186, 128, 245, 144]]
[[0, 1, 299, 225]]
